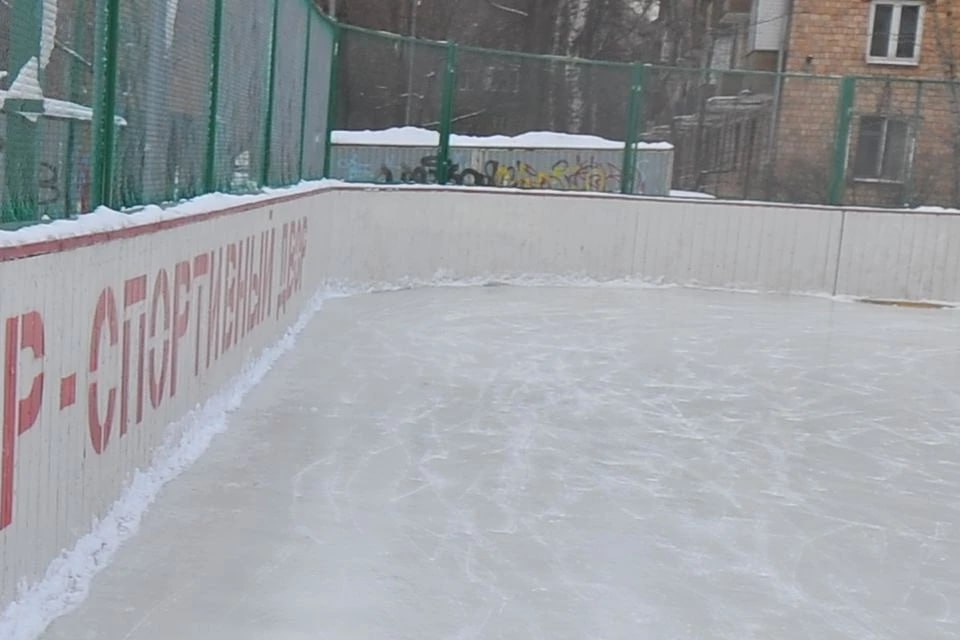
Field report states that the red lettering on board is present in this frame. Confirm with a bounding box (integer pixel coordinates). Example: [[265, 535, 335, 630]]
[[121, 275, 147, 435], [89, 288, 119, 455], [248, 236, 258, 337], [207, 249, 222, 369], [17, 311, 44, 435], [193, 253, 210, 377], [277, 222, 289, 318], [171, 261, 191, 398], [263, 228, 275, 323], [222, 243, 237, 354], [240, 236, 250, 338], [148, 270, 170, 410], [1, 317, 18, 529], [250, 232, 266, 332], [0, 211, 311, 532]]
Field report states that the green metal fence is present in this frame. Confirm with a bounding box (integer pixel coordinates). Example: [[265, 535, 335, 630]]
[[0, 0, 335, 226], [5, 6, 960, 226], [333, 21, 960, 210]]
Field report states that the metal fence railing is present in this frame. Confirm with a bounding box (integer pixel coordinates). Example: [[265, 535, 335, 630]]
[[333, 22, 960, 210], [0, 0, 335, 227], [4, 5, 960, 227]]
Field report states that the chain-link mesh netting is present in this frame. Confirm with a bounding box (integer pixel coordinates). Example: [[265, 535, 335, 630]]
[[455, 48, 631, 140], [0, 0, 334, 225], [636, 68, 843, 204], [2, 0, 96, 221], [301, 12, 334, 181], [844, 77, 960, 209], [0, 1, 6, 222], [448, 48, 634, 193], [7, 1, 960, 222], [212, 0, 272, 193], [766, 74, 842, 205], [336, 28, 446, 132], [45, 0, 97, 218], [333, 27, 447, 184], [112, 0, 213, 207], [913, 81, 960, 209], [267, 0, 308, 186]]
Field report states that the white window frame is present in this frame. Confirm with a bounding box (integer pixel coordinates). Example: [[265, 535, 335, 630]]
[[851, 115, 914, 184], [866, 1, 925, 66]]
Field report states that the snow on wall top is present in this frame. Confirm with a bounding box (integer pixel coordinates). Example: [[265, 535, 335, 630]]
[[332, 127, 673, 150], [0, 182, 334, 250], [0, 57, 126, 125]]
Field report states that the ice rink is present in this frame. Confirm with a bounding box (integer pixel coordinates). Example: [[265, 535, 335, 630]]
[[40, 285, 960, 639]]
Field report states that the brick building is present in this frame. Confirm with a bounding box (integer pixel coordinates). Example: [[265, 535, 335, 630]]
[[704, 0, 960, 207]]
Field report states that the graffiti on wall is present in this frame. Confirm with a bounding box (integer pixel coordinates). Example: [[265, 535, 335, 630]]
[[335, 151, 643, 193]]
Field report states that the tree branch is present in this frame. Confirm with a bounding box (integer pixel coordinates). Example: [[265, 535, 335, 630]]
[[487, 0, 529, 18]]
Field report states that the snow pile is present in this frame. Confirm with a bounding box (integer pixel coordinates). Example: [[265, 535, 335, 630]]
[[0, 57, 127, 125], [669, 189, 716, 199], [332, 126, 673, 150]]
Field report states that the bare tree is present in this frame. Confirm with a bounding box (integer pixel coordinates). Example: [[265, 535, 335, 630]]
[[335, 0, 702, 136]]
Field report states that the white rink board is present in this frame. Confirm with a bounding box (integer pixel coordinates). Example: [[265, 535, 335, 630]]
[[2, 184, 960, 621], [835, 210, 960, 303], [0, 198, 313, 611]]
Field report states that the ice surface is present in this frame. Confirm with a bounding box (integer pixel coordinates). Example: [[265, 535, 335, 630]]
[[37, 285, 960, 640]]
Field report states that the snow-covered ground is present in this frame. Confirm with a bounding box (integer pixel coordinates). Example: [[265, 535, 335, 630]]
[[331, 126, 673, 150], [31, 284, 960, 640]]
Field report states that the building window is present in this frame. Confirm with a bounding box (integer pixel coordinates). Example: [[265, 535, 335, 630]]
[[852, 115, 911, 182], [867, 1, 924, 64], [484, 66, 520, 94]]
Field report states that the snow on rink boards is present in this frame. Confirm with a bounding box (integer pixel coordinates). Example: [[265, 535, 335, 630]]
[[40, 285, 960, 640]]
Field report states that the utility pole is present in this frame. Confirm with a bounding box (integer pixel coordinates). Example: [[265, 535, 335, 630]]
[[329, 0, 336, 17]]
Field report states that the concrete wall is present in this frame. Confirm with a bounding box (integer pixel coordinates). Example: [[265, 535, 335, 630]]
[[2, 184, 959, 615], [329, 145, 674, 196]]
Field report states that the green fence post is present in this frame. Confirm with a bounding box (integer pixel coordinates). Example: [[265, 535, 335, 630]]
[[621, 63, 647, 195], [298, 8, 314, 181], [261, 0, 282, 187], [436, 42, 458, 186], [322, 20, 341, 179], [92, 0, 123, 209], [829, 76, 856, 206], [204, 0, 225, 193]]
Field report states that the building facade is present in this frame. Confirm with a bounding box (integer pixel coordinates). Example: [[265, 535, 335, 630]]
[[699, 0, 960, 207]]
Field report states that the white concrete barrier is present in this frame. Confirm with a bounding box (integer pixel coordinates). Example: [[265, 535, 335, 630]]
[[2, 183, 958, 620]]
